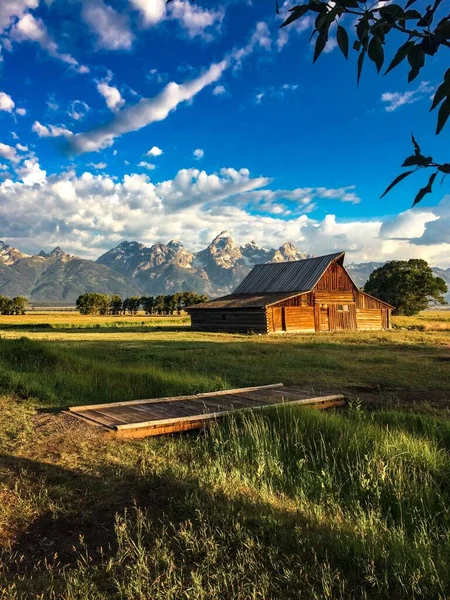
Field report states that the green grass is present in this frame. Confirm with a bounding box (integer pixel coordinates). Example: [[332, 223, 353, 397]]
[[0, 312, 449, 598]]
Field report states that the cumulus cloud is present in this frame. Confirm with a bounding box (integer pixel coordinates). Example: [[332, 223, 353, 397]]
[[213, 85, 226, 96], [0, 91, 15, 112], [68, 100, 90, 120], [16, 107, 27, 116], [138, 161, 156, 170], [193, 148, 204, 160], [381, 81, 434, 112], [32, 120, 73, 138], [87, 161, 107, 169], [10, 12, 82, 68], [1, 163, 449, 265], [97, 80, 124, 111], [0, 142, 19, 163], [69, 60, 228, 154], [0, 0, 38, 35], [82, 0, 134, 50], [147, 146, 163, 157], [129, 0, 223, 39]]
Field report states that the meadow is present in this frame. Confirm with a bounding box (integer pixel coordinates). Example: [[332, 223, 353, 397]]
[[0, 310, 449, 599]]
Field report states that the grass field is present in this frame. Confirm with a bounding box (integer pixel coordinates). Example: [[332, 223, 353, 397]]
[[0, 311, 449, 598]]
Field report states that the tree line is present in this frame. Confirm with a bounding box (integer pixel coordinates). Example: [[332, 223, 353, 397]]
[[0, 295, 28, 315], [76, 291, 208, 316]]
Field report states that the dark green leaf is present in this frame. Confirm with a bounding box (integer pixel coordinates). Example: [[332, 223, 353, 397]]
[[368, 36, 384, 72], [405, 0, 417, 7], [407, 44, 425, 82], [402, 155, 427, 167], [430, 80, 450, 112], [381, 170, 415, 198], [353, 40, 361, 51], [436, 97, 450, 134], [385, 41, 414, 74], [413, 172, 437, 206], [436, 20, 450, 40], [313, 31, 328, 62], [336, 0, 360, 7], [280, 6, 309, 28], [411, 133, 421, 154], [379, 4, 404, 19], [402, 10, 421, 19], [356, 18, 370, 44], [336, 25, 349, 59], [438, 163, 450, 174]]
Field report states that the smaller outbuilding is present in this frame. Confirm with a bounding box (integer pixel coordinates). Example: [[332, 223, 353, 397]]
[[187, 252, 394, 334]]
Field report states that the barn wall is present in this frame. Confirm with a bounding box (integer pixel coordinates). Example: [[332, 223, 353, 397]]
[[356, 308, 383, 330], [190, 309, 267, 333], [315, 263, 354, 291]]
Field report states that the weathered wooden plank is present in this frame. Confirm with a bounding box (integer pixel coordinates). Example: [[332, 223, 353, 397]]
[[69, 383, 284, 412], [114, 394, 346, 432]]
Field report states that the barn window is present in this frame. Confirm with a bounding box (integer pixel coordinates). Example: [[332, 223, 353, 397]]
[[222, 314, 226, 320], [338, 305, 349, 312]]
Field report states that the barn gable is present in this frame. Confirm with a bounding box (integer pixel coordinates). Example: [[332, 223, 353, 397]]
[[188, 252, 394, 333]]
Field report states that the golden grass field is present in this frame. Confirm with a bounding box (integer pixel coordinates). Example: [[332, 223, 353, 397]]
[[0, 310, 449, 599]]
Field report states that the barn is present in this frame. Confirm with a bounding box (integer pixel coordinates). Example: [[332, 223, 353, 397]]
[[187, 252, 394, 334]]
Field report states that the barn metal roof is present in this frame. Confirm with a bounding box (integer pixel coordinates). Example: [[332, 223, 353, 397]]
[[233, 252, 345, 294], [187, 292, 306, 310]]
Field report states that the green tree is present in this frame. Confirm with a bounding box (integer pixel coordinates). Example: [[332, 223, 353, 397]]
[[12, 296, 27, 315], [127, 296, 141, 314], [154, 295, 166, 315], [364, 259, 448, 315], [0, 295, 15, 315], [110, 295, 123, 315], [141, 296, 155, 315], [76, 293, 111, 315]]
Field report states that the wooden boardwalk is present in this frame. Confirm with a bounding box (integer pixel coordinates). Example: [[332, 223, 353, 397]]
[[68, 384, 345, 439]]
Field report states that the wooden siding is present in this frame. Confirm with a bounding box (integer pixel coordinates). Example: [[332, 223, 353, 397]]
[[191, 309, 267, 333], [356, 308, 383, 330], [315, 262, 354, 291], [314, 290, 355, 304], [284, 307, 315, 332]]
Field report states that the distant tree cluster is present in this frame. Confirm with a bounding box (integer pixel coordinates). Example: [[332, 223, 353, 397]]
[[0, 295, 28, 315], [76, 292, 208, 316], [364, 259, 448, 316]]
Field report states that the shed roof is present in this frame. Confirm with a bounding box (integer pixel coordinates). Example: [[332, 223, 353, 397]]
[[188, 292, 305, 310], [233, 252, 345, 294]]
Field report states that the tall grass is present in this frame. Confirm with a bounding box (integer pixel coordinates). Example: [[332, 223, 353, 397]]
[[0, 338, 228, 406], [2, 404, 449, 599]]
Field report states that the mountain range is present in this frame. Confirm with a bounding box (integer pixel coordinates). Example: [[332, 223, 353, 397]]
[[0, 233, 449, 304]]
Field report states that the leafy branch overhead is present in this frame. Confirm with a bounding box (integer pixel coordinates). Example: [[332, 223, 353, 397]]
[[279, 0, 450, 205]]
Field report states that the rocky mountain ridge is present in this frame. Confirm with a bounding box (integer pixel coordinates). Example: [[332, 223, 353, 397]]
[[0, 236, 448, 304]]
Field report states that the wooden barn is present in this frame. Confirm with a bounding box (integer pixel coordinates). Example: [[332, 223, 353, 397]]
[[187, 252, 394, 334]]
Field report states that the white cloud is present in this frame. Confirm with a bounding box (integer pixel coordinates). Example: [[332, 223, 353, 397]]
[[0, 142, 19, 163], [255, 83, 299, 103], [147, 146, 163, 157], [276, 2, 313, 51], [70, 59, 228, 154], [0, 0, 38, 34], [138, 161, 156, 170], [16, 143, 28, 151], [129, 0, 166, 26], [147, 68, 168, 84], [193, 148, 204, 160], [32, 120, 73, 138], [97, 80, 124, 111], [87, 161, 107, 169], [16, 157, 46, 185], [213, 85, 226, 96], [2, 162, 449, 266], [232, 22, 272, 70], [381, 81, 434, 112], [10, 12, 81, 67], [0, 91, 15, 112], [16, 107, 27, 116], [129, 0, 224, 39], [68, 100, 90, 120], [167, 0, 224, 40], [82, 0, 134, 51]]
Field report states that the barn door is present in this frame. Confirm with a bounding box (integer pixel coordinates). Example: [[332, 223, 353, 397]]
[[272, 307, 284, 332], [320, 307, 329, 331]]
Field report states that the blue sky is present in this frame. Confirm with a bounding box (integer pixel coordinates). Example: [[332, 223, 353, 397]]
[[0, 0, 449, 265]]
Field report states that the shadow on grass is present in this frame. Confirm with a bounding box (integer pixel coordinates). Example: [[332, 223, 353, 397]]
[[2, 451, 447, 599]]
